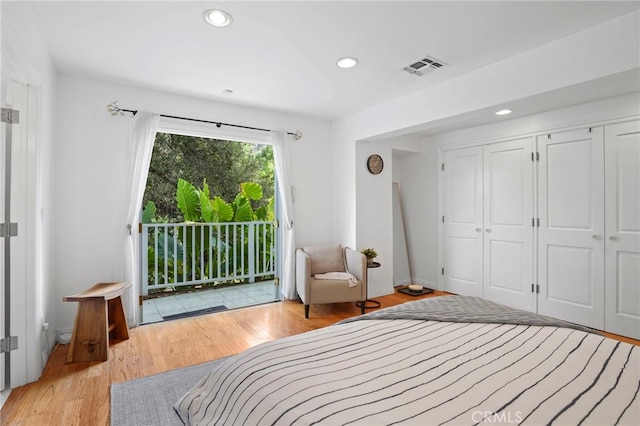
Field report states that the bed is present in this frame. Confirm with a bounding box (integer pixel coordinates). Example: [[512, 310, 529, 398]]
[[171, 296, 639, 425]]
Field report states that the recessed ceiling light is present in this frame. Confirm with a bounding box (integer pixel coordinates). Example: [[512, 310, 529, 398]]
[[336, 57, 359, 69], [203, 9, 233, 27], [495, 109, 513, 116]]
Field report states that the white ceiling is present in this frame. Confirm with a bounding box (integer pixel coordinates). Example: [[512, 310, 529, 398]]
[[27, 1, 640, 121]]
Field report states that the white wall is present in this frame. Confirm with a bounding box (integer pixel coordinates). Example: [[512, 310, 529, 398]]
[[355, 140, 392, 297], [392, 144, 439, 289], [429, 93, 640, 149], [330, 119, 358, 247], [52, 75, 333, 333], [354, 136, 426, 298]]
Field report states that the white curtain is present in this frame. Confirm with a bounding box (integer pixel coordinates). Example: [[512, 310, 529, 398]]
[[271, 130, 296, 299], [123, 112, 160, 326]]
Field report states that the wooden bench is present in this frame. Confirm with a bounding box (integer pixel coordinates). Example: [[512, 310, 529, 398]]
[[63, 282, 131, 363]]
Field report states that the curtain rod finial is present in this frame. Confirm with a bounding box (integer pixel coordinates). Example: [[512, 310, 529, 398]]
[[293, 130, 303, 140], [107, 101, 124, 116], [107, 101, 137, 117]]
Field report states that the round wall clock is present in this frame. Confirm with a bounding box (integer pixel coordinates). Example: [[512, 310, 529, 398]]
[[367, 154, 384, 174]]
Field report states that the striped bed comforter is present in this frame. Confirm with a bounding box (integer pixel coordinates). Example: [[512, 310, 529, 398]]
[[175, 298, 639, 425]]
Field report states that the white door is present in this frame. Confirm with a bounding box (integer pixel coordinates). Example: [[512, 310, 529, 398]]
[[604, 120, 640, 339], [442, 147, 483, 297], [482, 138, 535, 311], [537, 128, 605, 330], [0, 82, 6, 392], [1, 81, 34, 390]]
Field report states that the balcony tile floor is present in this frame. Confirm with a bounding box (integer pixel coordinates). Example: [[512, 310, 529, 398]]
[[142, 281, 278, 324]]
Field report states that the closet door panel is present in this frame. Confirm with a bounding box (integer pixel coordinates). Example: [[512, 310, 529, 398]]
[[546, 245, 593, 305], [443, 147, 483, 297], [537, 128, 604, 330], [546, 141, 593, 228], [482, 138, 534, 311], [605, 120, 640, 339]]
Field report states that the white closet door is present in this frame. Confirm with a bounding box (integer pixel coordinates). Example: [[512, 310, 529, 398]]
[[443, 147, 483, 297], [482, 138, 534, 311], [604, 120, 640, 339], [537, 128, 605, 330]]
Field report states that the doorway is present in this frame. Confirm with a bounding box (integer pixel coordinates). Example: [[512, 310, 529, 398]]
[[139, 132, 279, 324]]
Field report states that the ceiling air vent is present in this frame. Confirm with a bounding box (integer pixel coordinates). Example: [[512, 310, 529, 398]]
[[403, 55, 447, 76]]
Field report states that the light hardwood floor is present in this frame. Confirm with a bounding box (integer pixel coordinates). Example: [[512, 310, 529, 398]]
[[2, 290, 638, 425]]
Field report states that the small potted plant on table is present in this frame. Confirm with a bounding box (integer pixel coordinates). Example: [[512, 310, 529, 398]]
[[361, 248, 378, 265]]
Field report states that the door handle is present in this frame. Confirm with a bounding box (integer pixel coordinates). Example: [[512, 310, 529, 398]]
[[609, 235, 618, 241], [475, 228, 482, 233], [485, 228, 492, 233], [592, 235, 601, 240]]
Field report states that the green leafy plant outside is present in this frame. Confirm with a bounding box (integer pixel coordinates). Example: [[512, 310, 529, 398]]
[[143, 178, 275, 292]]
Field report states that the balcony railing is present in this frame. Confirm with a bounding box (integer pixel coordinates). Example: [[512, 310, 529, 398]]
[[141, 221, 276, 296]]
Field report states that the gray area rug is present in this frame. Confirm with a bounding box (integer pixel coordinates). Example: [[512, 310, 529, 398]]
[[110, 357, 227, 426]]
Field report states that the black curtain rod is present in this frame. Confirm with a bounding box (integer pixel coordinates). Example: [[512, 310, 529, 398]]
[[107, 102, 302, 140]]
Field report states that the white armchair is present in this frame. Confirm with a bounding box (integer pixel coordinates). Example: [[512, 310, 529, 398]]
[[296, 244, 367, 318]]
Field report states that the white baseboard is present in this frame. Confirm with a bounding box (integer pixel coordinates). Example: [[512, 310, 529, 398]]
[[1, 389, 11, 409], [393, 278, 412, 286]]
